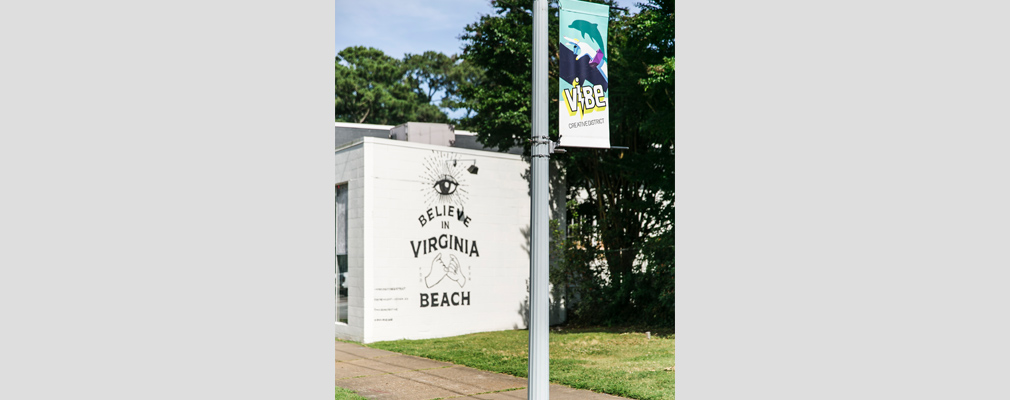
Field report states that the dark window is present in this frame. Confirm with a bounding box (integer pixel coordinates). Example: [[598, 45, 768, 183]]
[[336, 184, 348, 324]]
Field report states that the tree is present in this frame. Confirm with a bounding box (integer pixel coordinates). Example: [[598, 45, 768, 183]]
[[336, 46, 483, 126], [403, 51, 486, 129], [336, 46, 418, 124], [461, 0, 674, 326], [402, 51, 453, 124], [440, 57, 485, 129], [459, 0, 559, 152], [403, 51, 454, 105]]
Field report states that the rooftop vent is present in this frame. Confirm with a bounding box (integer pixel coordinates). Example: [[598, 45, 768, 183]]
[[389, 122, 456, 147]]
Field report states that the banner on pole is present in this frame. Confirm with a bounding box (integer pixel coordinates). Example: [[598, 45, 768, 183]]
[[558, 0, 611, 149]]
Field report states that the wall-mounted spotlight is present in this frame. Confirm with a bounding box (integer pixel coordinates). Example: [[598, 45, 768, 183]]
[[448, 159, 479, 175]]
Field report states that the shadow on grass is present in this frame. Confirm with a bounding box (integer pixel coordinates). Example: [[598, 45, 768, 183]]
[[549, 324, 674, 339]]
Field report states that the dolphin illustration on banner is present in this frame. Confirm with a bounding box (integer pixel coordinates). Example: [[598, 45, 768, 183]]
[[567, 19, 606, 58]]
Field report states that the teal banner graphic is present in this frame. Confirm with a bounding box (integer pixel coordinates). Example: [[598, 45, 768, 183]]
[[558, 0, 611, 148]]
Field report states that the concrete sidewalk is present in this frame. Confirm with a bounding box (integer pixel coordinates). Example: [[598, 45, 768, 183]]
[[336, 341, 630, 400]]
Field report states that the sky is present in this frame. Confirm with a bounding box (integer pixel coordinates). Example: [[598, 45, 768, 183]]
[[335, 0, 642, 60]]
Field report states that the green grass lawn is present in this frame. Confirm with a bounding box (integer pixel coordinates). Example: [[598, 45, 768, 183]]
[[368, 327, 674, 400], [335, 386, 367, 400]]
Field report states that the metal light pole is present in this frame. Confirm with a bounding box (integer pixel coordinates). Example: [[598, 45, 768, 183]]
[[528, 0, 550, 399]]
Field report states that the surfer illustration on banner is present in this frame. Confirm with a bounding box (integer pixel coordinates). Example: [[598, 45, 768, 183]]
[[562, 36, 608, 89], [558, 0, 611, 149]]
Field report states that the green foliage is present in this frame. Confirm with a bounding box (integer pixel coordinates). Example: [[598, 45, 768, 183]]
[[440, 57, 486, 129], [640, 56, 674, 91], [403, 51, 454, 105], [370, 328, 674, 400], [403, 51, 487, 129], [335, 46, 422, 125], [336, 47, 482, 126], [334, 386, 367, 400], [402, 51, 453, 123], [463, 0, 674, 327], [551, 203, 673, 328], [459, 0, 559, 153]]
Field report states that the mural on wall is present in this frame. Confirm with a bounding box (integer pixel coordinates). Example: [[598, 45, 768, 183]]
[[412, 151, 478, 308]]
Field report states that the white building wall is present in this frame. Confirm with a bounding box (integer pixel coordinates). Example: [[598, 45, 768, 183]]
[[361, 138, 533, 342], [335, 142, 365, 342], [361, 141, 377, 342], [337, 137, 565, 343]]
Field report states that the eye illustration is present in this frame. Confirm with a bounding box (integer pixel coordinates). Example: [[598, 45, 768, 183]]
[[421, 152, 470, 207], [433, 176, 459, 195]]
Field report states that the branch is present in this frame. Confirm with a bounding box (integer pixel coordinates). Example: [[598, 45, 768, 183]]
[[357, 107, 370, 124]]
